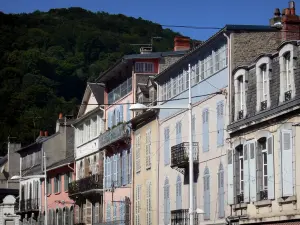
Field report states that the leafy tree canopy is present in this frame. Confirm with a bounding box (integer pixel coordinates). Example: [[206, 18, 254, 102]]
[[0, 7, 180, 154]]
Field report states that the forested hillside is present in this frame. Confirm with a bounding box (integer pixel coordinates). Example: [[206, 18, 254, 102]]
[[0, 7, 180, 154]]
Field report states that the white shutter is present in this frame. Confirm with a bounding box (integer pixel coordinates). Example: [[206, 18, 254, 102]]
[[281, 130, 294, 197], [243, 143, 250, 202], [227, 149, 234, 205], [136, 135, 141, 173], [267, 134, 275, 199], [249, 141, 257, 202], [146, 129, 151, 169]]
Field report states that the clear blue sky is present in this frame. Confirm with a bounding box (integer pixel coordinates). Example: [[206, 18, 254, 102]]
[[1, 0, 290, 40]]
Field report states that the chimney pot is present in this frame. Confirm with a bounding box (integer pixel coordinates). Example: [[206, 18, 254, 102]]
[[289, 1, 295, 9], [274, 8, 281, 17], [44, 131, 48, 137], [39, 131, 44, 137], [282, 8, 286, 16], [174, 36, 191, 51], [59, 113, 63, 119], [285, 8, 291, 16]]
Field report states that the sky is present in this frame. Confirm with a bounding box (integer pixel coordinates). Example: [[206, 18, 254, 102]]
[[0, 0, 291, 41]]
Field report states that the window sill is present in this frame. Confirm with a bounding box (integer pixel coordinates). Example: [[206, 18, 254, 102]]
[[277, 195, 297, 205], [54, 192, 61, 195], [233, 203, 247, 211], [47, 194, 51, 197], [254, 199, 272, 208], [64, 190, 68, 193]]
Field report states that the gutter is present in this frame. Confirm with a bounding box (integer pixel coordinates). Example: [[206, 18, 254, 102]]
[[46, 161, 74, 172]]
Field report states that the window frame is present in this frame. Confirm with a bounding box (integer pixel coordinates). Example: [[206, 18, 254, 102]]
[[233, 69, 247, 120]]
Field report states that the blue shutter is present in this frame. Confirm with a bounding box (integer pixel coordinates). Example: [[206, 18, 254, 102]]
[[217, 101, 224, 147], [108, 111, 112, 129], [203, 168, 210, 220], [164, 178, 170, 225], [107, 157, 111, 188], [227, 149, 234, 204], [218, 164, 225, 218], [113, 202, 117, 221], [127, 101, 131, 121], [113, 155, 117, 185], [202, 109, 209, 152], [192, 115, 196, 142], [267, 135, 275, 199], [243, 143, 250, 202], [176, 122, 182, 144], [281, 130, 293, 197], [128, 150, 132, 183], [117, 154, 121, 186], [176, 175, 182, 209], [124, 151, 128, 185], [104, 158, 107, 189], [164, 127, 170, 165], [107, 203, 111, 222], [121, 151, 125, 186], [249, 142, 257, 201], [120, 105, 124, 123]]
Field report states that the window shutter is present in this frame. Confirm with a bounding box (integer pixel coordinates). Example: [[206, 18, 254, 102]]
[[164, 178, 170, 225], [146, 129, 151, 169], [108, 111, 112, 129], [108, 157, 111, 189], [176, 122, 182, 144], [128, 150, 132, 183], [104, 158, 107, 189], [146, 182, 152, 225], [192, 115, 196, 142], [164, 127, 170, 165], [121, 151, 125, 186], [120, 105, 124, 123], [65, 208, 69, 225], [267, 134, 275, 199], [218, 164, 225, 218], [203, 168, 210, 220], [117, 153, 121, 186], [217, 101, 224, 147], [243, 143, 250, 202], [281, 130, 294, 197], [124, 151, 128, 185], [202, 109, 209, 152], [193, 183, 197, 210], [249, 142, 257, 202], [176, 175, 182, 209], [136, 135, 141, 173], [127, 101, 131, 122], [107, 203, 111, 222]]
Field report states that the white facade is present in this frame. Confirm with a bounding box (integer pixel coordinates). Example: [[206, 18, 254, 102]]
[[0, 195, 20, 225]]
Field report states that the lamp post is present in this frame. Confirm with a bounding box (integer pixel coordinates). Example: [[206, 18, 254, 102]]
[[12, 152, 48, 225], [130, 64, 196, 225]]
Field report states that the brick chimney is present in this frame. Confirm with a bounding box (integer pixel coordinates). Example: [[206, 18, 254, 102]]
[[281, 1, 300, 41], [174, 36, 190, 51]]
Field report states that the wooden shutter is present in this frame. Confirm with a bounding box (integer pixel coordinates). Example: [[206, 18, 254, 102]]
[[146, 129, 151, 169], [164, 127, 170, 165], [243, 143, 250, 202], [176, 121, 182, 144], [136, 135, 141, 172], [249, 142, 257, 202], [203, 168, 210, 220], [126, 101, 131, 122], [217, 101, 224, 147], [104, 158, 107, 189], [117, 153, 121, 186], [164, 178, 169, 225], [267, 134, 275, 199], [202, 109, 209, 152], [146, 182, 152, 225], [124, 150, 128, 185], [227, 149, 234, 204], [176, 175, 182, 210], [218, 164, 225, 218], [84, 158, 89, 177], [128, 150, 132, 183], [107, 157, 111, 189], [120, 105, 124, 123], [281, 130, 293, 197]]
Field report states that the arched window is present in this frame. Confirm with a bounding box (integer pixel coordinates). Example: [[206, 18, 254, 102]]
[[203, 167, 210, 220], [176, 175, 182, 209], [218, 163, 225, 218], [164, 177, 170, 225]]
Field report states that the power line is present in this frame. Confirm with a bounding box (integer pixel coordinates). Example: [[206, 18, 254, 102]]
[[161, 24, 222, 30]]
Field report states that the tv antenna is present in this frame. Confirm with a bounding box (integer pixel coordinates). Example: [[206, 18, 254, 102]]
[[130, 36, 162, 53]]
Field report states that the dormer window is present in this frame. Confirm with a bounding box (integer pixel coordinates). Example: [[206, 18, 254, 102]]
[[135, 62, 154, 73], [256, 57, 271, 112], [279, 43, 296, 103], [233, 69, 247, 121]]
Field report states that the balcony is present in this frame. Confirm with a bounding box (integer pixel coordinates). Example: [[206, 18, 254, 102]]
[[171, 209, 199, 225], [68, 174, 103, 197], [171, 142, 199, 169], [99, 123, 130, 150], [16, 198, 39, 213]]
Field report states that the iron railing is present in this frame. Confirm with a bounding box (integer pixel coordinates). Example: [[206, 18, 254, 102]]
[[171, 209, 199, 225], [17, 198, 39, 212], [68, 174, 103, 195], [171, 142, 199, 168], [99, 123, 130, 150]]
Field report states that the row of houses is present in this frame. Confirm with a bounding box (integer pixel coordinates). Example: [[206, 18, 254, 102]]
[[3, 1, 300, 225]]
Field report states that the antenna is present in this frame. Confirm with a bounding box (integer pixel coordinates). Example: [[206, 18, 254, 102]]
[[130, 36, 162, 54]]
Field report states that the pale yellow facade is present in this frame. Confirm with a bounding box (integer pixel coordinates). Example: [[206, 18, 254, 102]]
[[133, 118, 159, 225]]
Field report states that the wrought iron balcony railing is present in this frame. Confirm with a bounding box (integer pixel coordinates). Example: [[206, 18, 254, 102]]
[[171, 142, 199, 168], [68, 173, 103, 196], [17, 198, 39, 212], [236, 193, 244, 204], [260, 189, 268, 200], [99, 123, 130, 150], [171, 209, 199, 225]]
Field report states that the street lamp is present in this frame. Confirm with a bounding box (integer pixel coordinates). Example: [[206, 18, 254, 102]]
[[130, 64, 196, 225], [12, 152, 48, 225]]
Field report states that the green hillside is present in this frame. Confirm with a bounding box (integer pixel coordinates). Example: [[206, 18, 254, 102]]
[[0, 7, 181, 154]]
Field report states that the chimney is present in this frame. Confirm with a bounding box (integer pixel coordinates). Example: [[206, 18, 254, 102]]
[[39, 131, 44, 137], [59, 113, 63, 120], [174, 36, 190, 51], [44, 131, 48, 137], [281, 1, 300, 41], [269, 8, 282, 26]]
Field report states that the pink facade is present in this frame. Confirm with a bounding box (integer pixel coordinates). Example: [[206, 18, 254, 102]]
[[41, 163, 75, 223]]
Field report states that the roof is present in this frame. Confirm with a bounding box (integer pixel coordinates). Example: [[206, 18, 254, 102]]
[[96, 50, 187, 83], [137, 84, 149, 97], [0, 155, 7, 167], [154, 24, 279, 81], [88, 83, 104, 103], [47, 156, 74, 171]]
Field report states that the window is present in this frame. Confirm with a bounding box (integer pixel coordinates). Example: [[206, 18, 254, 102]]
[[279, 44, 296, 102], [54, 175, 61, 193], [172, 77, 178, 96], [64, 173, 69, 191], [202, 109, 209, 152], [135, 62, 154, 73], [91, 117, 97, 138], [146, 129, 151, 169], [135, 185, 141, 225], [146, 181, 152, 225], [176, 121, 182, 145], [239, 147, 244, 197], [217, 101, 224, 147], [164, 127, 170, 165], [47, 178, 52, 195], [135, 134, 141, 173], [234, 69, 247, 120], [176, 175, 182, 209], [257, 138, 269, 200], [203, 167, 210, 220], [163, 178, 170, 225]]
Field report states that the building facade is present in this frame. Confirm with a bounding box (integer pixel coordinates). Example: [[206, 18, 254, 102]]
[[96, 41, 187, 225], [69, 83, 105, 225], [227, 3, 300, 224]]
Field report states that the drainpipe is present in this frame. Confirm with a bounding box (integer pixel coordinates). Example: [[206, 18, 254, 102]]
[[103, 150, 106, 222], [223, 32, 232, 124], [156, 115, 160, 225]]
